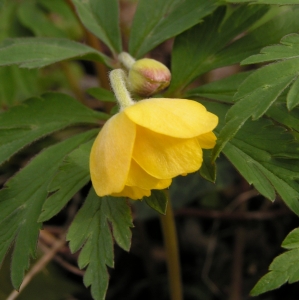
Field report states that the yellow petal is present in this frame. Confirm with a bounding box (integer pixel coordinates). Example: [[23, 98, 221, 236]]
[[133, 126, 203, 179], [124, 98, 218, 138], [154, 178, 172, 189], [111, 186, 151, 200], [126, 159, 172, 190], [90, 112, 136, 196], [197, 132, 217, 149]]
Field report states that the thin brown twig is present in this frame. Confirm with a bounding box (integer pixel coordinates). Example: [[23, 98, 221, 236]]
[[38, 241, 85, 277], [6, 232, 67, 300]]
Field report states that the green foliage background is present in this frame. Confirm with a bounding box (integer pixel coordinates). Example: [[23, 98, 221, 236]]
[[1, 0, 299, 299]]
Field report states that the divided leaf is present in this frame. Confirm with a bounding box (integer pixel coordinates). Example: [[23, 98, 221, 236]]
[[67, 188, 133, 300], [203, 101, 299, 215], [39, 136, 97, 222], [169, 6, 299, 95], [251, 228, 299, 296], [212, 33, 299, 160], [0, 130, 96, 289], [169, 5, 268, 94], [0, 92, 107, 165], [267, 100, 299, 132], [0, 37, 111, 68], [129, 0, 218, 58], [72, 0, 121, 54]]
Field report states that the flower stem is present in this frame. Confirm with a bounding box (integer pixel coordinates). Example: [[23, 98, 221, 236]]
[[109, 69, 135, 109], [118, 52, 136, 71], [160, 192, 183, 300]]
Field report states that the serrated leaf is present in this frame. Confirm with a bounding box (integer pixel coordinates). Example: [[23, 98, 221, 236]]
[[186, 71, 253, 103], [213, 33, 299, 159], [251, 269, 287, 296], [72, 0, 121, 54], [199, 150, 216, 183], [251, 248, 299, 296], [67, 188, 133, 300], [129, 0, 218, 58], [203, 101, 299, 214], [143, 190, 168, 215], [87, 87, 116, 103], [0, 130, 95, 289], [212, 59, 298, 161], [168, 5, 268, 94], [0, 92, 107, 165], [210, 7, 299, 70], [39, 135, 97, 222], [267, 101, 299, 132], [242, 34, 299, 65], [282, 228, 299, 250], [0, 37, 111, 68]]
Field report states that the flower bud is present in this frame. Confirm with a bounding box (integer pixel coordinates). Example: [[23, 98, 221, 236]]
[[128, 58, 171, 97]]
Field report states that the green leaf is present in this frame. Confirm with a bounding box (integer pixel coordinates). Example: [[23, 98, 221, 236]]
[[17, 2, 67, 38], [213, 33, 299, 160], [72, 0, 121, 54], [168, 5, 268, 94], [227, 0, 299, 4], [287, 76, 299, 110], [0, 92, 107, 165], [0, 37, 111, 68], [251, 247, 299, 296], [67, 188, 133, 300], [242, 34, 299, 65], [170, 6, 299, 95], [38, 0, 82, 40], [39, 136, 97, 222], [282, 228, 299, 250], [186, 71, 253, 103], [129, 0, 218, 58], [267, 101, 299, 132], [203, 101, 299, 215], [0, 2, 27, 41], [143, 190, 168, 215], [199, 150, 216, 183], [251, 269, 288, 296], [212, 58, 299, 161], [0, 130, 96, 289], [209, 7, 299, 71], [87, 87, 116, 103], [0, 66, 40, 108]]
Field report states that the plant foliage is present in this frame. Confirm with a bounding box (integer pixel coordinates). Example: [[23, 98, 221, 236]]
[[1, 0, 299, 299]]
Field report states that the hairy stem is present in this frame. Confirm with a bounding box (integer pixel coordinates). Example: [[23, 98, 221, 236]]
[[109, 69, 135, 109]]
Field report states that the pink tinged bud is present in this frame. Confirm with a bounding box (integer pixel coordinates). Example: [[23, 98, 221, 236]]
[[129, 58, 171, 97]]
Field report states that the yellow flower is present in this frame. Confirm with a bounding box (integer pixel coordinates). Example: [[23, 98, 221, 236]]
[[90, 98, 218, 200]]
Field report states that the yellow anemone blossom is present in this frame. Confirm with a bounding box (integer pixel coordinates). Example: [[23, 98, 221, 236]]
[[90, 98, 218, 200]]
